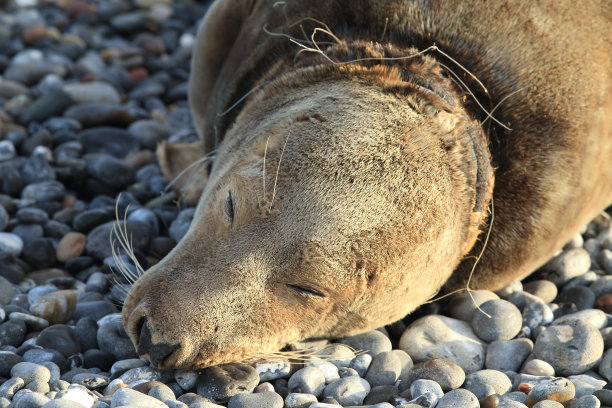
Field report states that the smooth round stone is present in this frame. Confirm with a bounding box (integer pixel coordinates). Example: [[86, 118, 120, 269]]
[[227, 392, 283, 408], [127, 207, 159, 236], [399, 315, 486, 374], [118, 366, 162, 384], [0, 141, 16, 163], [590, 276, 612, 297], [16, 208, 48, 225], [305, 360, 340, 384], [11, 391, 50, 408], [526, 377, 575, 406], [599, 348, 612, 381], [435, 388, 479, 408], [522, 359, 556, 376], [568, 395, 601, 408], [462, 369, 511, 399], [338, 367, 359, 378], [365, 351, 402, 386], [86, 220, 151, 260], [448, 290, 499, 321], [338, 330, 392, 357], [284, 392, 317, 408], [18, 89, 73, 125], [551, 309, 607, 329], [593, 388, 612, 405], [288, 367, 325, 397], [40, 400, 92, 408], [168, 208, 195, 242], [29, 289, 76, 324], [64, 102, 145, 128], [73, 300, 117, 322], [174, 369, 198, 391], [56, 232, 86, 262], [522, 280, 558, 303], [403, 358, 465, 391], [22, 348, 63, 367], [24, 378, 49, 393], [21, 237, 55, 269], [10, 361, 51, 383], [72, 209, 114, 233], [556, 286, 596, 310], [74, 317, 99, 351], [568, 374, 606, 399], [522, 301, 554, 330], [128, 120, 169, 150], [254, 360, 291, 382], [485, 338, 533, 372], [29, 285, 58, 305], [363, 385, 398, 404], [0, 377, 24, 399], [595, 294, 612, 313], [79, 128, 139, 158], [110, 359, 148, 377], [533, 401, 564, 408], [315, 344, 355, 368], [534, 320, 604, 376], [0, 205, 8, 232], [71, 372, 109, 389], [349, 353, 372, 377], [539, 248, 591, 284], [21, 181, 65, 202], [36, 324, 80, 358], [111, 387, 167, 408], [97, 316, 138, 361], [85, 153, 135, 188], [0, 319, 26, 346], [63, 81, 121, 104], [472, 299, 522, 342], [149, 383, 175, 401], [322, 376, 370, 406], [84, 272, 108, 293], [410, 379, 443, 400], [0, 233, 24, 259], [196, 363, 259, 402], [0, 351, 24, 377]]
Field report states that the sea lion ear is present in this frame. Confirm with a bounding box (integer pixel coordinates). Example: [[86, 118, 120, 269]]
[[189, 0, 256, 136], [436, 110, 459, 133]]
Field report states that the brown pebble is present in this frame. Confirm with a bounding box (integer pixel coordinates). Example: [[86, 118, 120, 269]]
[[56, 232, 87, 262], [595, 294, 612, 313], [479, 394, 500, 408], [22, 25, 48, 45], [29, 289, 77, 324], [27, 268, 71, 285], [128, 67, 149, 82], [132, 380, 165, 394], [519, 383, 532, 394], [123, 149, 154, 169]]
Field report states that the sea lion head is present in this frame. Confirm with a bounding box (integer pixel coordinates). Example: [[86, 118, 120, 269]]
[[122, 55, 493, 369]]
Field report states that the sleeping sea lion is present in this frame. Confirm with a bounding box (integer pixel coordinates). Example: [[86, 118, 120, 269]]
[[122, 0, 612, 369]]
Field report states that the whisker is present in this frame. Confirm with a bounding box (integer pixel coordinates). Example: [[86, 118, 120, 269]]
[[269, 129, 291, 211]]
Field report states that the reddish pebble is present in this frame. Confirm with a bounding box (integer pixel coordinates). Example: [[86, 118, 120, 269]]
[[518, 383, 532, 394], [56, 232, 87, 262], [595, 294, 612, 313], [22, 25, 47, 45], [128, 67, 149, 82]]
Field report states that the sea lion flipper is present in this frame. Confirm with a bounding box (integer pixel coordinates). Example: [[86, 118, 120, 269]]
[[156, 140, 208, 205]]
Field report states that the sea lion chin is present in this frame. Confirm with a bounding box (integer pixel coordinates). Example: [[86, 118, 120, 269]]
[[122, 0, 612, 369]]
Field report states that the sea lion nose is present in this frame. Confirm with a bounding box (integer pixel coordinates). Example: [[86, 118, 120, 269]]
[[137, 317, 179, 367]]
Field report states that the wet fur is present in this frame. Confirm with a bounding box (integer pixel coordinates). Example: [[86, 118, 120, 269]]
[[124, 0, 612, 369]]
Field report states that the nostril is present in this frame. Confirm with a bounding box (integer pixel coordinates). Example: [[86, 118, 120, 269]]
[[137, 317, 180, 367]]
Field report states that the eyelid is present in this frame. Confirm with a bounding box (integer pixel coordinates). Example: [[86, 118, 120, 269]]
[[287, 284, 326, 298], [225, 190, 235, 225]]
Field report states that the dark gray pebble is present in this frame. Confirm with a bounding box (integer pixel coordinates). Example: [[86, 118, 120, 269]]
[[72, 300, 117, 322], [18, 89, 73, 125], [196, 363, 259, 402], [21, 180, 65, 202], [85, 153, 135, 189], [64, 102, 145, 128], [21, 237, 55, 269], [78, 127, 139, 158], [0, 319, 26, 347], [96, 316, 138, 360], [86, 220, 151, 260], [75, 317, 99, 351], [36, 324, 80, 358], [0, 350, 23, 377], [556, 285, 596, 310]]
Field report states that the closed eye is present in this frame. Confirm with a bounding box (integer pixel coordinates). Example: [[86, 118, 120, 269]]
[[225, 190, 234, 225], [287, 284, 325, 298]]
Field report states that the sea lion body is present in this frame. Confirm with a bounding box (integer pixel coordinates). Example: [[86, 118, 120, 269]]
[[123, 0, 612, 369]]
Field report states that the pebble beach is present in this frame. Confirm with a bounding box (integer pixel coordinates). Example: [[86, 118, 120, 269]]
[[0, 0, 611, 407]]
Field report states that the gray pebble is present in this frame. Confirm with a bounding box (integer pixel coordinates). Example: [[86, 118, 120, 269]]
[[284, 392, 317, 408], [227, 391, 283, 408], [322, 376, 370, 406], [0, 233, 23, 259], [175, 369, 198, 391], [338, 367, 359, 378], [399, 315, 486, 374], [533, 320, 604, 376], [110, 387, 168, 408], [149, 383, 176, 402], [305, 360, 339, 384], [532, 401, 564, 408], [522, 359, 555, 376], [403, 358, 465, 391], [118, 366, 162, 384], [0, 377, 24, 399], [71, 372, 110, 389], [551, 309, 607, 329], [288, 366, 326, 397], [0, 350, 24, 377], [10, 361, 51, 383], [568, 394, 601, 408], [11, 391, 50, 408], [21, 181, 65, 202], [448, 290, 499, 321], [538, 248, 591, 284], [435, 388, 479, 408], [254, 360, 291, 382], [598, 348, 612, 381], [195, 363, 259, 402], [462, 369, 511, 399], [363, 385, 398, 405], [485, 338, 533, 372], [338, 330, 392, 357], [349, 353, 372, 377], [410, 378, 443, 400], [523, 280, 558, 303], [365, 351, 402, 386], [472, 299, 522, 342]]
